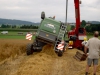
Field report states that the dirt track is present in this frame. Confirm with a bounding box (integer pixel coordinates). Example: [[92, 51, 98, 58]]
[[0, 44, 100, 75]]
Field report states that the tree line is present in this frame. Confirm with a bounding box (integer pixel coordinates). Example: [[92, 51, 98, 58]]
[[85, 24, 100, 32], [70, 20, 100, 33], [1, 20, 100, 33], [0, 24, 38, 29]]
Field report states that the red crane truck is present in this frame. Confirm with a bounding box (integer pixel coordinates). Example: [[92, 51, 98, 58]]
[[68, 0, 87, 50]]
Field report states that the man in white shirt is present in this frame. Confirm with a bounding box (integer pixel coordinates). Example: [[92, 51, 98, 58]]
[[81, 37, 88, 53], [84, 31, 100, 75]]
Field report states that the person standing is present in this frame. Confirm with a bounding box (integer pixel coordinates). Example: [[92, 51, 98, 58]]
[[84, 31, 100, 75], [81, 37, 88, 53]]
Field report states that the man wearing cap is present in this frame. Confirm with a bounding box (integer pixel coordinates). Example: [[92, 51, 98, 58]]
[[84, 31, 100, 75]]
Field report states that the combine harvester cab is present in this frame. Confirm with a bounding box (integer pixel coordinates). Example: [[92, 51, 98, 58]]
[[26, 12, 68, 56]]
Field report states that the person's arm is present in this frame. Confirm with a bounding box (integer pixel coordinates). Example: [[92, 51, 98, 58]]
[[84, 41, 89, 54], [81, 41, 84, 46], [84, 46, 88, 54]]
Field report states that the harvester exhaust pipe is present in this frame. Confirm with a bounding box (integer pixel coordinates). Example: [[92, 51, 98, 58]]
[[41, 11, 45, 19]]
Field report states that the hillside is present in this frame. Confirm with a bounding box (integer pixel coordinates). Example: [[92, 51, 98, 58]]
[[0, 18, 99, 25], [88, 21, 100, 24], [0, 18, 40, 25]]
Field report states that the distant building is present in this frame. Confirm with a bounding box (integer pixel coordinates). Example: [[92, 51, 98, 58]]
[[1, 31, 8, 34]]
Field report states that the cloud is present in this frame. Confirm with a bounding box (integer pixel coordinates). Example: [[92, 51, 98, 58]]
[[80, 0, 100, 21], [0, 0, 100, 23]]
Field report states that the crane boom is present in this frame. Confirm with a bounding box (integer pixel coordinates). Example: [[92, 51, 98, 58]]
[[74, 0, 80, 36]]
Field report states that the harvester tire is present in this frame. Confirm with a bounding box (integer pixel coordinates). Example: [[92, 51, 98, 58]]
[[58, 50, 63, 56], [26, 43, 33, 55], [41, 11, 45, 19]]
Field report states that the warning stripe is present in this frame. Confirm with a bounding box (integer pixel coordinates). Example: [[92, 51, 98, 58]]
[[26, 33, 32, 40], [26, 34, 32, 39], [57, 43, 64, 50], [26, 34, 32, 37]]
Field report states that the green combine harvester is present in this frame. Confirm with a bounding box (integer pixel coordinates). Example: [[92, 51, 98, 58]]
[[26, 12, 68, 56]]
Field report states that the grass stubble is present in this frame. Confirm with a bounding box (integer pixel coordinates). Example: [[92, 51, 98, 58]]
[[0, 39, 100, 75]]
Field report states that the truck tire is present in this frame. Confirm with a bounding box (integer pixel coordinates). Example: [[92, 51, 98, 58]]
[[58, 50, 63, 56], [41, 12, 45, 19], [33, 40, 46, 52], [26, 43, 33, 55]]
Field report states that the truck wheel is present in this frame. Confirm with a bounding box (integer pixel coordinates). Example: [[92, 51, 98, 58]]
[[26, 43, 33, 55], [41, 11, 45, 19], [58, 50, 63, 56], [33, 40, 46, 52]]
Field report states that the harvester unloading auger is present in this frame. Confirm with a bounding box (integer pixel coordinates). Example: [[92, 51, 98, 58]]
[[26, 11, 68, 56]]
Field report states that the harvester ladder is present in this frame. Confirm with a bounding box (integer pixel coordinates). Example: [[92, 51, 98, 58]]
[[54, 24, 67, 51]]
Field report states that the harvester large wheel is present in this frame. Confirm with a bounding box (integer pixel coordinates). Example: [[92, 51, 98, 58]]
[[58, 50, 63, 56], [41, 11, 45, 19], [26, 43, 33, 55], [33, 40, 46, 52]]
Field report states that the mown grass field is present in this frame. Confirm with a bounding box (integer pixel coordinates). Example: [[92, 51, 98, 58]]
[[0, 31, 100, 39], [0, 35, 25, 39], [0, 28, 100, 39], [0, 35, 36, 39], [0, 31, 36, 39]]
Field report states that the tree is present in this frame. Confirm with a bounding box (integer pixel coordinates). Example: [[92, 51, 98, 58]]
[[1, 24, 6, 28], [81, 20, 86, 28], [71, 25, 75, 30]]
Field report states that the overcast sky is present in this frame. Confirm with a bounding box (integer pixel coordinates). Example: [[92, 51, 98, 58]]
[[0, 0, 100, 23]]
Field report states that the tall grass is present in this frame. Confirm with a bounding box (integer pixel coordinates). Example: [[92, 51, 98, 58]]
[[0, 39, 32, 61]]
